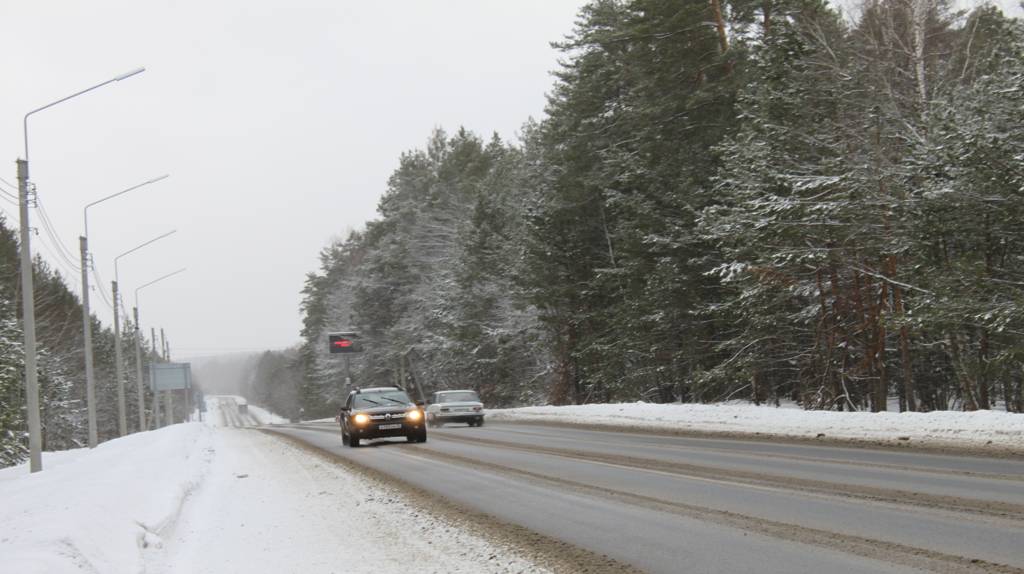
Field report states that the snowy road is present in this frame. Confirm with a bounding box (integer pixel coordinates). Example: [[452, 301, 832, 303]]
[[265, 420, 1024, 574]]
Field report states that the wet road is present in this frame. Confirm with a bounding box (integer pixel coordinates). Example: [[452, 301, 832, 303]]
[[260, 419, 1024, 573]]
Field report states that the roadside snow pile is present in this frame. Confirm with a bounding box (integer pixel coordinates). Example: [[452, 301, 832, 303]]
[[0, 423, 214, 574], [148, 429, 550, 574], [1, 398, 550, 574], [487, 403, 1024, 449], [246, 403, 289, 425]]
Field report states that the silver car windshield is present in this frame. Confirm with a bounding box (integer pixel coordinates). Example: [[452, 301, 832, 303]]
[[438, 391, 480, 403]]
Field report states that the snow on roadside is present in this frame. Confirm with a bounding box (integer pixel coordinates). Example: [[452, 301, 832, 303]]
[[149, 426, 548, 574], [0, 424, 215, 574], [487, 402, 1024, 450], [1, 396, 549, 574], [246, 403, 288, 425]]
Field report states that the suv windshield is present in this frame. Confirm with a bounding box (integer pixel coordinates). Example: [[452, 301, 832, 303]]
[[438, 391, 480, 403], [353, 390, 412, 409]]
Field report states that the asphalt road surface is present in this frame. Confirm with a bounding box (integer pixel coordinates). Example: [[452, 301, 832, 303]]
[[257, 417, 1024, 574]]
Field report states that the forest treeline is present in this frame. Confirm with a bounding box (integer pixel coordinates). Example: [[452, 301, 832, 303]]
[[8, 0, 1019, 457], [0, 215, 171, 466], [268, 0, 1024, 420]]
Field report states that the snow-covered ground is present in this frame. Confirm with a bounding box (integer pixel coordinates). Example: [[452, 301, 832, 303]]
[[0, 397, 548, 574], [0, 424, 213, 574], [487, 402, 1024, 450], [246, 403, 289, 425]]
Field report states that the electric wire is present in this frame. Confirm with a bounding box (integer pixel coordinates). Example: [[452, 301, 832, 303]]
[[36, 213, 82, 274], [0, 194, 79, 279], [34, 234, 81, 280], [91, 262, 115, 312], [0, 176, 20, 197], [33, 215, 85, 281], [0, 179, 20, 206], [34, 197, 82, 271]]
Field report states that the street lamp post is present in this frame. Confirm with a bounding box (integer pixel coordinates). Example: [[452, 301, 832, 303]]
[[114, 230, 177, 433], [81, 175, 169, 444], [17, 67, 145, 472], [134, 268, 186, 430]]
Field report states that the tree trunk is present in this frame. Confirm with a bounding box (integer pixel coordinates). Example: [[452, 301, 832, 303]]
[[751, 370, 762, 406], [710, 0, 730, 55], [947, 332, 978, 411], [874, 280, 889, 412], [912, 0, 929, 109], [977, 328, 990, 410], [887, 255, 915, 412], [815, 269, 837, 407], [851, 270, 870, 405], [827, 263, 852, 410], [1003, 370, 1014, 413], [550, 324, 575, 406], [1015, 373, 1023, 413]]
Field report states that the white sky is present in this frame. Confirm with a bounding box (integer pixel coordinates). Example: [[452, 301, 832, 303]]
[[0, 1, 1018, 360], [0, 1, 587, 358]]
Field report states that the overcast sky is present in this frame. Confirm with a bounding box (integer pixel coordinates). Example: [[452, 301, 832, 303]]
[[1, 1, 1019, 361], [0, 1, 587, 358]]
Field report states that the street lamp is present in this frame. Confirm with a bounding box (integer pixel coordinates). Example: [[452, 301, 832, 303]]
[[113, 230, 177, 433], [134, 268, 186, 430], [80, 174, 169, 445], [17, 66, 146, 472]]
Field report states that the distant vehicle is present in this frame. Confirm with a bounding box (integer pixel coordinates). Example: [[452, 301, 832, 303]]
[[338, 386, 426, 447], [237, 403, 248, 414], [426, 390, 484, 427]]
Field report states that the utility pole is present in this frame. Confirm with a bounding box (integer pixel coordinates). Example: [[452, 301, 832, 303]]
[[79, 236, 98, 447], [133, 267, 186, 429], [82, 173, 168, 440], [17, 159, 42, 472], [152, 327, 168, 426], [135, 306, 153, 430], [160, 328, 172, 424], [17, 66, 146, 472], [114, 229, 176, 434], [112, 281, 127, 435]]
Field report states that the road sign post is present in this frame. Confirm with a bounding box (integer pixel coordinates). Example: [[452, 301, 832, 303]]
[[149, 362, 192, 425], [328, 331, 362, 391]]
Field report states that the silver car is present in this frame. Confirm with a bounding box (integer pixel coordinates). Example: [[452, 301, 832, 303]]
[[426, 390, 484, 427]]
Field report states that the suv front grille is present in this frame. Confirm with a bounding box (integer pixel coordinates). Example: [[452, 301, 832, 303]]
[[369, 411, 407, 421]]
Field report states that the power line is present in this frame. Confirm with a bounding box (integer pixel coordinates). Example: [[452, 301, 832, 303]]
[[0, 196, 82, 283], [0, 179, 19, 205], [0, 176, 19, 194], [35, 197, 82, 270], [34, 235, 81, 279], [91, 262, 115, 311], [36, 215, 82, 273]]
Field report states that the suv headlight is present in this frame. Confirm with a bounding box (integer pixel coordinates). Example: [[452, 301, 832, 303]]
[[353, 413, 370, 425], [405, 409, 422, 422]]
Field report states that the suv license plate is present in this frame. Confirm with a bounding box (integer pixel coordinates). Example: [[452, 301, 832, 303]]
[[378, 423, 402, 430]]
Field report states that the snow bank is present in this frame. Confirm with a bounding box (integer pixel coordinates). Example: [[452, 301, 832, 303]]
[[246, 403, 289, 425], [487, 403, 1024, 450], [148, 428, 548, 574], [0, 424, 214, 574]]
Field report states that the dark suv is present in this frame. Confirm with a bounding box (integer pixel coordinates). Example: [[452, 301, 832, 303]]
[[338, 387, 427, 447]]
